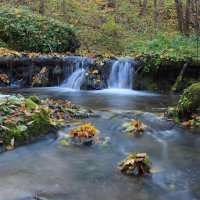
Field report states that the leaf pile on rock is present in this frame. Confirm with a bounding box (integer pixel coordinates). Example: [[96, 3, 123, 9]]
[[122, 119, 147, 135], [118, 153, 151, 176], [0, 48, 21, 56], [181, 113, 200, 127], [0, 73, 9, 84], [0, 95, 94, 149], [69, 123, 99, 145], [32, 67, 49, 87]]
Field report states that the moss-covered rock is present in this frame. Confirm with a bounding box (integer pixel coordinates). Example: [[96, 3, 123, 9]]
[[178, 82, 200, 118], [118, 153, 151, 176], [3, 126, 29, 146], [25, 98, 37, 109], [28, 96, 40, 104], [0, 95, 94, 149], [29, 109, 50, 138], [2, 109, 50, 146]]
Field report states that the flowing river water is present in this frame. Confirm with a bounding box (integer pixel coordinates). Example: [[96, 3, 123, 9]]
[[0, 88, 200, 200]]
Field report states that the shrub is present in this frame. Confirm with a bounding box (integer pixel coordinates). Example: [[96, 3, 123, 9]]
[[0, 39, 8, 48], [0, 5, 80, 53]]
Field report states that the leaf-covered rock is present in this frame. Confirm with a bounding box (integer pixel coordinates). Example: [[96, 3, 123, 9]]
[[118, 153, 151, 176], [122, 119, 147, 135], [69, 123, 99, 145], [0, 95, 94, 149]]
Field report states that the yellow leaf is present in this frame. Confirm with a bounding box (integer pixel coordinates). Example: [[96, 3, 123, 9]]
[[6, 145, 13, 151], [182, 120, 192, 127]]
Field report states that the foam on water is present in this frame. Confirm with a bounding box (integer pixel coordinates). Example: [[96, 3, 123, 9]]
[[93, 88, 157, 96]]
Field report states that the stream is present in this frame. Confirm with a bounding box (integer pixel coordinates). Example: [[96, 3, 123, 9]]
[[0, 88, 200, 200]]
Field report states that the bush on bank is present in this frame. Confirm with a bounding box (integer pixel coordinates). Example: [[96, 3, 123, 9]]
[[0, 5, 80, 53]]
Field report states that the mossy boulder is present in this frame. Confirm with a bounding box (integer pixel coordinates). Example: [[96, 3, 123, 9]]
[[3, 109, 50, 146], [3, 126, 29, 146], [177, 82, 200, 118], [25, 98, 37, 109], [29, 109, 50, 138], [28, 96, 40, 104], [0, 95, 93, 149]]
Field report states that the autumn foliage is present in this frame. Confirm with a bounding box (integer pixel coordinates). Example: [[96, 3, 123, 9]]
[[123, 119, 147, 135], [0, 95, 93, 149], [69, 123, 99, 143]]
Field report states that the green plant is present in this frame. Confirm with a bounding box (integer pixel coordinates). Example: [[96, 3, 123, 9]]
[[127, 32, 197, 63], [0, 5, 80, 53], [0, 39, 8, 48], [197, 107, 200, 115]]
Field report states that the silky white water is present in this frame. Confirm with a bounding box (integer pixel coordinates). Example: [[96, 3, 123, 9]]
[[108, 59, 135, 89], [61, 68, 85, 90], [61, 57, 88, 89]]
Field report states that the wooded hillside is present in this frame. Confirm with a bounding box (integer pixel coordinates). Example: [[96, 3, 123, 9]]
[[0, 0, 199, 56]]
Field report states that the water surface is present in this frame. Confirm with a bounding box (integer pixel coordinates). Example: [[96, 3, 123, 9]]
[[0, 88, 199, 200]]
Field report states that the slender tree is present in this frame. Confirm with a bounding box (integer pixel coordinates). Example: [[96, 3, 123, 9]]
[[139, 0, 148, 16], [184, 0, 191, 36], [174, 0, 184, 34], [39, 0, 45, 15]]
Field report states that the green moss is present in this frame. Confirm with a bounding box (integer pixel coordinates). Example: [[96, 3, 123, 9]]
[[128, 153, 137, 159], [166, 107, 179, 120], [0, 39, 8, 48], [41, 78, 49, 87], [25, 98, 37, 109], [3, 109, 50, 146], [143, 76, 157, 91], [178, 82, 200, 118], [29, 109, 50, 138], [3, 125, 29, 146], [28, 96, 40, 104]]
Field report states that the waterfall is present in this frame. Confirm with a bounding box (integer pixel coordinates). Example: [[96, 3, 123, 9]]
[[61, 68, 85, 90], [61, 56, 89, 89], [108, 59, 135, 89]]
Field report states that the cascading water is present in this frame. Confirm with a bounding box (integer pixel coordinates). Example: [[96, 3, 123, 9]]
[[61, 68, 85, 90], [61, 56, 89, 89], [108, 59, 135, 89]]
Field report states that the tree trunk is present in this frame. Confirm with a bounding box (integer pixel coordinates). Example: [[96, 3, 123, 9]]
[[174, 0, 184, 34], [39, 0, 45, 15], [107, 0, 116, 8], [184, 0, 191, 36], [62, 0, 67, 22], [140, 0, 147, 16], [171, 61, 190, 93], [154, 0, 158, 26], [157, 0, 163, 28]]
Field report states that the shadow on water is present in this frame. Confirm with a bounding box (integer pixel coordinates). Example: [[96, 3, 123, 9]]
[[0, 87, 200, 200]]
